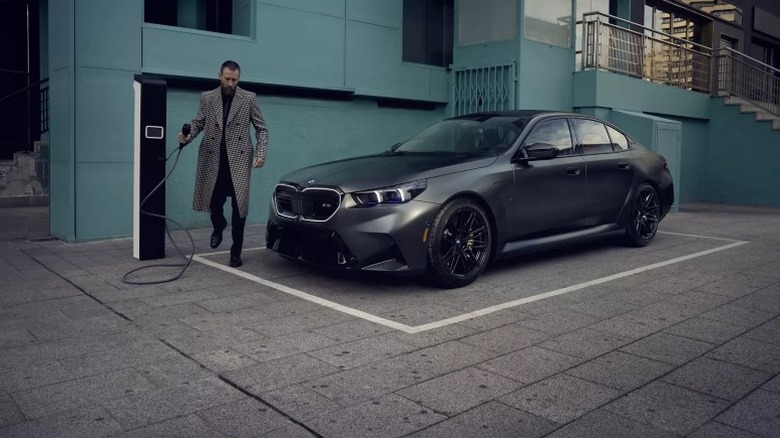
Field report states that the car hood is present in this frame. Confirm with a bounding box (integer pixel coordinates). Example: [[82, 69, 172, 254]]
[[280, 152, 497, 193]]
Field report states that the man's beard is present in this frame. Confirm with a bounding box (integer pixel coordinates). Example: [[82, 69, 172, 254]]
[[222, 86, 235, 97]]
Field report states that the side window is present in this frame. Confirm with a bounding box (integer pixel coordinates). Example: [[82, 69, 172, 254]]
[[606, 125, 629, 151], [523, 119, 573, 156], [572, 119, 614, 155]]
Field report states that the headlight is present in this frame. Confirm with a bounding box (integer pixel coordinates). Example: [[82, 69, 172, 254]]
[[352, 179, 427, 206]]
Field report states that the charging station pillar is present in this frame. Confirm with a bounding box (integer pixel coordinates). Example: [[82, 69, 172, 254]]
[[133, 75, 167, 260]]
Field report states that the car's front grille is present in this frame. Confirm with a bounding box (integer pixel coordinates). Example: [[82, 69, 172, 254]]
[[273, 184, 342, 222]]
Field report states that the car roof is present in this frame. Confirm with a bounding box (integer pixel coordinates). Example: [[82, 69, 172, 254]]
[[449, 110, 579, 121]]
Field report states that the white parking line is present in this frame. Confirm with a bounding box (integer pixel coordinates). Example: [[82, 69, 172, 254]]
[[192, 232, 749, 334]]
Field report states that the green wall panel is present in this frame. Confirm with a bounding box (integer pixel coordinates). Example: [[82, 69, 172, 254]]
[[75, 0, 141, 70], [74, 68, 136, 163], [74, 163, 133, 241], [706, 99, 780, 205], [49, 161, 74, 241], [517, 40, 574, 111], [347, 0, 401, 28], [573, 70, 711, 119], [259, 0, 345, 18]]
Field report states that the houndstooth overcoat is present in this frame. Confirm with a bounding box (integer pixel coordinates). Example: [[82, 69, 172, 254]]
[[184, 86, 268, 218]]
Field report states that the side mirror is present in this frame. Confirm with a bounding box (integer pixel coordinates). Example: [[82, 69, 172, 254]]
[[516, 142, 558, 162]]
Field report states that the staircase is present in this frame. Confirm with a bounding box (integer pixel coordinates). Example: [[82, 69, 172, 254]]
[[724, 96, 780, 131]]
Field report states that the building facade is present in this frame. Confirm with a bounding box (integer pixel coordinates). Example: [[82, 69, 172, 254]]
[[35, 0, 780, 241]]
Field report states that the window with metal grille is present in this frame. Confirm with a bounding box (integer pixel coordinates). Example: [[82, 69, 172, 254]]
[[452, 63, 516, 116]]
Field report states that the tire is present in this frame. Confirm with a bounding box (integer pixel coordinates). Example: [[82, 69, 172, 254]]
[[427, 198, 492, 288], [624, 183, 660, 247]]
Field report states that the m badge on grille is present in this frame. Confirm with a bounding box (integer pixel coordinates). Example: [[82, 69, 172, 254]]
[[307, 179, 317, 185]]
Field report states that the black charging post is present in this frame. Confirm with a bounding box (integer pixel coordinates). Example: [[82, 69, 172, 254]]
[[133, 75, 167, 260]]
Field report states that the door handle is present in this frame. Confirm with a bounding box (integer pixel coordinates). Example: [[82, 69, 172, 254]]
[[617, 162, 631, 170], [566, 167, 581, 175]]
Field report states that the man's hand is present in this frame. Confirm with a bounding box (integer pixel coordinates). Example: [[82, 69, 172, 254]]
[[176, 132, 189, 145], [253, 156, 265, 168]]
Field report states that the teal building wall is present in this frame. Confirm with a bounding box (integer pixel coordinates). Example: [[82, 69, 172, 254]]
[[45, 0, 780, 241], [48, 0, 448, 241]]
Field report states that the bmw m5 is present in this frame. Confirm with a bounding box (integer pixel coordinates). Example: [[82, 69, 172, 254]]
[[267, 111, 674, 288]]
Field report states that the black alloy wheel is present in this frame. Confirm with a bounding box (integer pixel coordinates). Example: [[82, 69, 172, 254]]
[[428, 198, 492, 288], [625, 183, 660, 247]]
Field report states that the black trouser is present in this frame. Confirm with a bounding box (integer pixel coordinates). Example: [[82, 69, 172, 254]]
[[210, 172, 246, 258]]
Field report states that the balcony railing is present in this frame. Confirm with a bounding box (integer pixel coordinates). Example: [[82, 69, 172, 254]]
[[581, 12, 712, 93], [715, 47, 780, 117]]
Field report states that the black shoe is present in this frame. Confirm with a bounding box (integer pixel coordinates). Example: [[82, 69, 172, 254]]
[[210, 230, 223, 249], [229, 256, 243, 268]]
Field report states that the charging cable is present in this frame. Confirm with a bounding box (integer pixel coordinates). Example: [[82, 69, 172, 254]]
[[122, 124, 195, 285]]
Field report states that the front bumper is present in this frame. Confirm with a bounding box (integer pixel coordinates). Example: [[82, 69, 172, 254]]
[[266, 191, 440, 273]]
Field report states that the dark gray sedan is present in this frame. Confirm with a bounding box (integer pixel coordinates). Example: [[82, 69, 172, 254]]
[[267, 111, 674, 288]]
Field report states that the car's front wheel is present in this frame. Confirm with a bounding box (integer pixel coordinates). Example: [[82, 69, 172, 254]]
[[625, 183, 660, 247], [427, 198, 492, 288]]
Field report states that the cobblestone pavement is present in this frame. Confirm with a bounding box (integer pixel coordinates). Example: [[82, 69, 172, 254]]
[[0, 203, 778, 437]]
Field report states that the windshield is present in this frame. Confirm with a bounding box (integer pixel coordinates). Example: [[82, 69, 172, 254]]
[[396, 117, 528, 154]]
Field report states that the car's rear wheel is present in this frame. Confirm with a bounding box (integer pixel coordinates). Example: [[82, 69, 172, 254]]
[[625, 183, 660, 247], [427, 198, 492, 288]]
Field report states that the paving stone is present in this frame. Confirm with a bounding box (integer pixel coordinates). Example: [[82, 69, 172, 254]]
[[223, 353, 340, 394], [477, 346, 583, 385], [0, 403, 122, 438], [0, 394, 25, 428], [165, 326, 266, 354], [566, 351, 674, 392], [312, 318, 396, 343], [625, 302, 704, 325], [195, 292, 279, 313], [308, 336, 417, 369], [515, 309, 600, 335], [102, 377, 246, 430], [115, 414, 229, 438], [663, 316, 749, 344], [262, 384, 344, 422], [620, 332, 715, 365], [604, 381, 730, 435], [716, 390, 780, 437], [133, 354, 213, 387], [563, 299, 640, 319], [58, 338, 178, 378], [707, 337, 780, 373], [687, 422, 763, 438], [140, 289, 222, 307], [305, 394, 446, 438], [540, 328, 632, 360], [12, 368, 156, 419], [0, 360, 74, 394], [662, 356, 771, 401], [699, 303, 776, 328], [546, 409, 678, 438], [382, 324, 479, 349], [499, 374, 621, 424], [248, 309, 356, 337], [743, 318, 780, 346], [233, 331, 340, 363], [588, 314, 671, 339], [396, 367, 523, 416], [763, 373, 780, 394], [0, 329, 37, 349], [308, 341, 497, 407], [190, 347, 259, 373], [731, 288, 780, 313], [405, 401, 556, 438], [459, 323, 551, 355], [196, 397, 290, 438]]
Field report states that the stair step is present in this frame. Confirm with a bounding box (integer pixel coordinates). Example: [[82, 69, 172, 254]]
[[774, 119, 780, 130], [739, 104, 761, 114], [724, 96, 745, 106], [755, 111, 779, 121]]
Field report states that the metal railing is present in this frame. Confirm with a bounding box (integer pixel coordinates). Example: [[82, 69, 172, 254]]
[[715, 47, 780, 117], [0, 78, 48, 159], [453, 63, 516, 116], [581, 12, 712, 93]]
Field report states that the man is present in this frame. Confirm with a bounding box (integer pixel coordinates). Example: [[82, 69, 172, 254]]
[[177, 60, 269, 267]]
